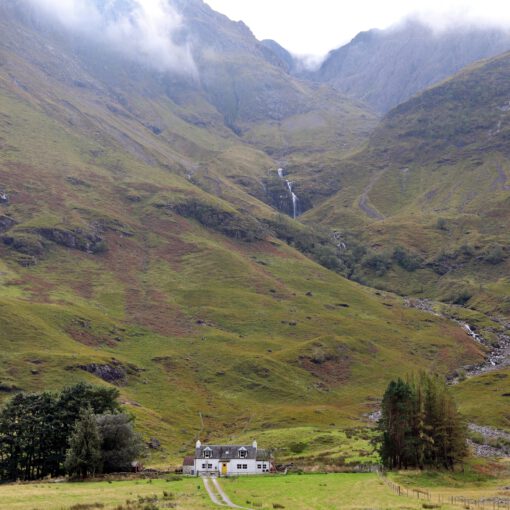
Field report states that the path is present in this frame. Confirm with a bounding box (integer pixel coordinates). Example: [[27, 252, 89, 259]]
[[203, 477, 226, 507], [358, 170, 387, 220], [202, 476, 253, 509]]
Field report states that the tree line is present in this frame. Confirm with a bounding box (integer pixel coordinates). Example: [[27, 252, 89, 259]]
[[378, 373, 467, 470], [0, 383, 144, 481]]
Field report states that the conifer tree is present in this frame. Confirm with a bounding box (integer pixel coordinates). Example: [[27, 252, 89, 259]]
[[378, 372, 467, 470], [64, 406, 102, 479]]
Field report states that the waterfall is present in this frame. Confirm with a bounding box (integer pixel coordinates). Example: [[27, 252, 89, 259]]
[[277, 168, 299, 219]]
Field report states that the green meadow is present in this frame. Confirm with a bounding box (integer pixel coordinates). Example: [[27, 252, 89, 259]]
[[2, 470, 510, 510]]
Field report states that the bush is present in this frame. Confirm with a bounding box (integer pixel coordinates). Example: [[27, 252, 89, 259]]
[[289, 441, 307, 454], [393, 246, 422, 271], [362, 253, 392, 276], [436, 218, 448, 231], [483, 244, 506, 265], [96, 414, 145, 473], [450, 291, 472, 306]]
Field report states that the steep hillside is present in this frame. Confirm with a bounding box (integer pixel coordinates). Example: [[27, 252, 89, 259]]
[[313, 20, 510, 113], [0, 0, 489, 461], [306, 51, 510, 320]]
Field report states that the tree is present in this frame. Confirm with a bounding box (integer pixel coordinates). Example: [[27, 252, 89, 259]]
[[0, 392, 59, 481], [0, 384, 130, 482], [378, 373, 467, 470], [96, 414, 145, 473], [65, 407, 101, 479], [379, 378, 415, 469], [55, 383, 120, 474]]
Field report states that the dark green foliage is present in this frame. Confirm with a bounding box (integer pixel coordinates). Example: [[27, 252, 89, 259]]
[[429, 251, 455, 276], [266, 216, 366, 277], [65, 407, 102, 479], [378, 373, 467, 470], [436, 218, 448, 231], [288, 442, 307, 454], [0, 383, 120, 481], [96, 414, 145, 473], [0, 391, 59, 481], [483, 244, 506, 265], [362, 252, 392, 276], [450, 290, 472, 306], [393, 247, 423, 272]]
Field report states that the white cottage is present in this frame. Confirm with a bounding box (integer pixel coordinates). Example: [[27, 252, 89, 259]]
[[183, 440, 273, 477]]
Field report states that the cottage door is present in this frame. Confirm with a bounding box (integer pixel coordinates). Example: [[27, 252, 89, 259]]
[[221, 463, 228, 476]]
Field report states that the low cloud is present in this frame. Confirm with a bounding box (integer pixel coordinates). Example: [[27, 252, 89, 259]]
[[26, 0, 196, 75], [395, 1, 510, 34]]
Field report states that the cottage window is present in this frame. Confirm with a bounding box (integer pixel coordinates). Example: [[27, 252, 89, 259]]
[[257, 464, 262, 469], [203, 448, 212, 459], [239, 449, 247, 459], [208, 463, 213, 469], [237, 464, 242, 469], [202, 463, 206, 469], [243, 464, 247, 469]]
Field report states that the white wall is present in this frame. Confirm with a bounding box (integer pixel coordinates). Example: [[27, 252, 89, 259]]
[[193, 458, 271, 476]]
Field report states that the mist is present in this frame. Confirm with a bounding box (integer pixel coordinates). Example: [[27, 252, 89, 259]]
[[25, 0, 196, 75]]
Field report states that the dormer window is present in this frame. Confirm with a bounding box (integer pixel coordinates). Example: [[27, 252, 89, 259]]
[[203, 447, 212, 459], [238, 447, 247, 459]]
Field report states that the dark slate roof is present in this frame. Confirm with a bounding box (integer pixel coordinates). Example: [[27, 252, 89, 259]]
[[255, 449, 272, 461], [183, 456, 194, 466], [195, 445, 257, 460]]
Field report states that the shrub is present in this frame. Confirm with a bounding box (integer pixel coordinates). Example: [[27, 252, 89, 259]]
[[362, 253, 392, 276], [451, 291, 472, 306], [469, 432, 485, 445], [483, 244, 506, 265], [393, 246, 422, 271], [436, 218, 448, 231], [289, 441, 307, 454]]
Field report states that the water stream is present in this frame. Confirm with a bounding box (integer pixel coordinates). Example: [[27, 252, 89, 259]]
[[277, 168, 299, 219]]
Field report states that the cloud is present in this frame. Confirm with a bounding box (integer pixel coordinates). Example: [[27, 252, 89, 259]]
[[26, 0, 196, 75]]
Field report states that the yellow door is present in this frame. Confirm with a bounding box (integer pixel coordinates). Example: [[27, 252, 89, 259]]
[[221, 463, 228, 476]]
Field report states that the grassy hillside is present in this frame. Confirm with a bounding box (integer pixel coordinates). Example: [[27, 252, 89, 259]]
[[0, 2, 491, 464], [306, 52, 510, 320]]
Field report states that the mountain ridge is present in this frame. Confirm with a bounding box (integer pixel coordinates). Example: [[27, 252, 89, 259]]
[[0, 0, 508, 463]]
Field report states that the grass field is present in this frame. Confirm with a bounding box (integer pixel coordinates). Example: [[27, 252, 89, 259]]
[[0, 478, 214, 510], [226, 471, 510, 510], [1, 468, 509, 510]]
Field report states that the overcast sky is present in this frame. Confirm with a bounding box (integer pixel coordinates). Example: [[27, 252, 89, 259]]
[[206, 0, 510, 56]]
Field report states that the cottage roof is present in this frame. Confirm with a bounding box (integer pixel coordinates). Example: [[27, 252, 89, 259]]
[[183, 456, 194, 466], [195, 445, 258, 460]]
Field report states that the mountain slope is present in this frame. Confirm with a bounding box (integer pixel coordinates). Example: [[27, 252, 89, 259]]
[[306, 51, 510, 319], [313, 20, 510, 113], [0, 0, 487, 460]]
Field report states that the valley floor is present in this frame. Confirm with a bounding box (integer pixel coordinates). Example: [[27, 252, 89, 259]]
[[2, 469, 509, 510]]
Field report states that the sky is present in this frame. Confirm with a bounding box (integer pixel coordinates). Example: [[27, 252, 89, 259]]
[[206, 0, 510, 56]]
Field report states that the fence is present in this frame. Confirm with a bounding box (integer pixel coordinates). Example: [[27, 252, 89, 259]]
[[378, 471, 510, 510]]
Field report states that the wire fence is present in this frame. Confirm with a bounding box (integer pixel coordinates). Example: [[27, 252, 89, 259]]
[[378, 470, 510, 510]]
